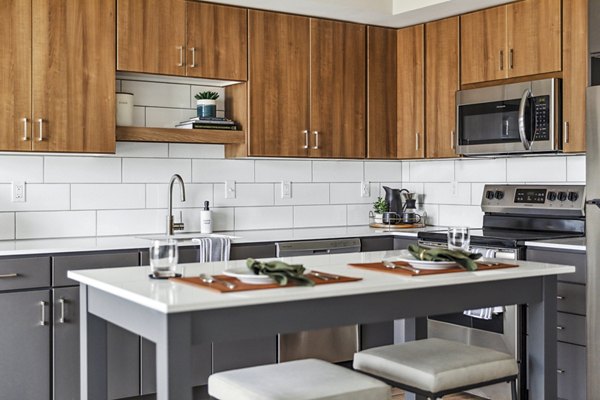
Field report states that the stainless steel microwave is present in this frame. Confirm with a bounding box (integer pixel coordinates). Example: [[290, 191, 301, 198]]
[[456, 78, 561, 155]]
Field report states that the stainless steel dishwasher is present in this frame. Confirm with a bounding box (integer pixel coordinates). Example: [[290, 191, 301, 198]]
[[275, 238, 361, 363]]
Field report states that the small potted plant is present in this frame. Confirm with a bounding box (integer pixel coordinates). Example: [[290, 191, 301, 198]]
[[372, 197, 388, 224], [194, 91, 219, 118]]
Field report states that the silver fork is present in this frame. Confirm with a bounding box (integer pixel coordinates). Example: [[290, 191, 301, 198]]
[[383, 260, 421, 275], [199, 273, 236, 289], [311, 271, 340, 280]]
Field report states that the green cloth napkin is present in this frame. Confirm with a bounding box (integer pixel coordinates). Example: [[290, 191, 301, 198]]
[[246, 258, 315, 286], [407, 244, 482, 271]]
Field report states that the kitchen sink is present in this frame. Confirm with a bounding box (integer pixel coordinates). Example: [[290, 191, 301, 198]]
[[137, 233, 238, 242]]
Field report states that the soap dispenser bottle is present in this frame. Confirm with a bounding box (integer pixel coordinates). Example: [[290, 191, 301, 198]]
[[201, 201, 213, 234]]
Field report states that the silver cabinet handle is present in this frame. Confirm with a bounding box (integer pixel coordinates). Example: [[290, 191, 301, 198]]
[[509, 48, 514, 69], [415, 132, 419, 151], [58, 298, 67, 324], [189, 47, 196, 68], [556, 325, 565, 330], [40, 301, 48, 326], [499, 50, 504, 71], [37, 118, 44, 141], [556, 295, 565, 300], [0, 273, 19, 278], [177, 46, 184, 67], [312, 131, 319, 150], [564, 121, 569, 144], [302, 130, 309, 149], [450, 130, 455, 150], [22, 118, 29, 141], [557, 369, 565, 374]]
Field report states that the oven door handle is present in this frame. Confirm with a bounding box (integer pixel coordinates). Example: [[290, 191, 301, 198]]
[[518, 88, 532, 151]]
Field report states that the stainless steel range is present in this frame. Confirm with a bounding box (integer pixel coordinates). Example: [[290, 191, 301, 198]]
[[417, 184, 585, 400]]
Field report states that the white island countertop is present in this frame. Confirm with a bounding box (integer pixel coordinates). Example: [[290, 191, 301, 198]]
[[68, 250, 575, 314]]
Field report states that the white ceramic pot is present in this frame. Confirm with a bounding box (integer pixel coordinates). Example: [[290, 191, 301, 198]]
[[116, 92, 134, 126], [373, 213, 384, 224], [196, 99, 217, 118]]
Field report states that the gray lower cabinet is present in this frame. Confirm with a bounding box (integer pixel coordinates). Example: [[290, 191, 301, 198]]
[[558, 342, 586, 400], [0, 289, 51, 400], [52, 287, 79, 400]]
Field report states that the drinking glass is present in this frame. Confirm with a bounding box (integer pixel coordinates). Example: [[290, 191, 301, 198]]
[[149, 239, 178, 277], [447, 227, 470, 251]]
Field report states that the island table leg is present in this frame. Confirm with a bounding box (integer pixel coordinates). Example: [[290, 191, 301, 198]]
[[156, 313, 194, 400]]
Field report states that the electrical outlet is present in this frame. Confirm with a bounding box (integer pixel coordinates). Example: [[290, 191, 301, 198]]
[[281, 181, 291, 199], [12, 181, 25, 202], [360, 181, 370, 198], [225, 180, 236, 199]]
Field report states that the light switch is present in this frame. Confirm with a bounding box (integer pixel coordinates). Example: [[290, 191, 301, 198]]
[[360, 181, 370, 198], [225, 180, 236, 199], [281, 181, 292, 199]]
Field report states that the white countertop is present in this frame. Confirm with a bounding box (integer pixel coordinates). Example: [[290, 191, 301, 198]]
[[524, 237, 586, 252], [68, 250, 576, 314], [0, 226, 435, 257]]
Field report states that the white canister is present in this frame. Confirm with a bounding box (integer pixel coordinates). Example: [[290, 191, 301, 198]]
[[116, 92, 134, 126]]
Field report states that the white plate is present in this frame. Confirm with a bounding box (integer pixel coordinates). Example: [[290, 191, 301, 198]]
[[223, 268, 276, 284], [389, 250, 457, 270]]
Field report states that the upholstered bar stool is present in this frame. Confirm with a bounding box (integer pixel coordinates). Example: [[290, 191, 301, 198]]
[[353, 338, 518, 400], [208, 358, 391, 400]]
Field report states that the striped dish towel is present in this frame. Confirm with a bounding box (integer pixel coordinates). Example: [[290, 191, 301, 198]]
[[193, 236, 231, 262]]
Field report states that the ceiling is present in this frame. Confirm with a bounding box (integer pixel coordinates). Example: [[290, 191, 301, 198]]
[[203, 0, 515, 28]]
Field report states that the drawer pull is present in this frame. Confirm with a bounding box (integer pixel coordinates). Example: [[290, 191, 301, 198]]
[[557, 369, 565, 374], [40, 301, 48, 326], [557, 325, 565, 330], [58, 298, 67, 324], [556, 295, 565, 300], [0, 273, 19, 279]]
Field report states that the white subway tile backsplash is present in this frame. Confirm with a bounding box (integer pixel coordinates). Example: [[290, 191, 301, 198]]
[[438, 205, 483, 228], [455, 159, 507, 182], [0, 156, 43, 183], [0, 184, 69, 211], [471, 183, 486, 206], [97, 209, 166, 236], [214, 183, 274, 207], [115, 142, 169, 158], [168, 144, 225, 159], [145, 107, 197, 128], [178, 207, 234, 232], [274, 183, 329, 205], [566, 155, 586, 182], [364, 162, 403, 182], [408, 160, 454, 182], [122, 80, 190, 108], [122, 158, 191, 183], [506, 156, 567, 182], [255, 160, 312, 182], [133, 106, 145, 126], [212, 207, 235, 231], [422, 204, 439, 226], [44, 157, 122, 183], [347, 204, 372, 225], [330, 182, 379, 204], [146, 183, 213, 209], [293, 205, 347, 228], [0, 213, 14, 240], [234, 206, 293, 230], [423, 182, 471, 205], [72, 184, 145, 210], [16, 211, 96, 239], [313, 161, 363, 182], [192, 159, 254, 182]]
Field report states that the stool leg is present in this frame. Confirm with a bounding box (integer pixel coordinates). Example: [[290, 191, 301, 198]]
[[510, 379, 518, 400]]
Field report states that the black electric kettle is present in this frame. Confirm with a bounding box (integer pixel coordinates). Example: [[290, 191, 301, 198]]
[[382, 186, 406, 224]]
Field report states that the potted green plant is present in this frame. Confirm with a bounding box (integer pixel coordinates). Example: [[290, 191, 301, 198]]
[[372, 197, 388, 224], [194, 91, 220, 118]]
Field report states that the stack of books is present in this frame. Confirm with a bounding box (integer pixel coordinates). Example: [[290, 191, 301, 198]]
[[175, 117, 239, 130]]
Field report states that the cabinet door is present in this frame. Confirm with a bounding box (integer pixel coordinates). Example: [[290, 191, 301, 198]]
[[248, 10, 310, 157], [310, 19, 366, 158], [397, 25, 425, 159], [0, 0, 31, 151], [460, 6, 507, 84], [425, 17, 460, 159], [506, 0, 561, 78], [186, 2, 247, 81], [367, 26, 397, 159], [32, 0, 115, 153], [117, 0, 186, 76], [563, 0, 588, 153], [0, 290, 50, 400], [53, 287, 79, 400]]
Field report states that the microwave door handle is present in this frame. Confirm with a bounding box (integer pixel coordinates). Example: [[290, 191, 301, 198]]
[[518, 88, 532, 151]]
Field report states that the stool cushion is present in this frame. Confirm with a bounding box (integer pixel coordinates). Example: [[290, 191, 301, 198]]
[[353, 338, 518, 394], [208, 358, 391, 400]]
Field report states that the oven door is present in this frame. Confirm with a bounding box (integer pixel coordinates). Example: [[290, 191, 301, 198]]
[[456, 78, 560, 155]]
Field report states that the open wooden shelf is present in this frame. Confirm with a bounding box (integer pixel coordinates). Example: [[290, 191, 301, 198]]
[[116, 126, 245, 144]]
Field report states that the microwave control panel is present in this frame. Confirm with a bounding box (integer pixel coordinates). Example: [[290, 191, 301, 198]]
[[533, 96, 550, 141]]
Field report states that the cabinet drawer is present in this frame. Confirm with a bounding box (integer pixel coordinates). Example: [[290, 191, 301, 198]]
[[557, 282, 586, 315], [557, 342, 586, 400], [526, 248, 586, 284], [53, 251, 140, 286], [557, 312, 586, 346], [0, 257, 50, 291]]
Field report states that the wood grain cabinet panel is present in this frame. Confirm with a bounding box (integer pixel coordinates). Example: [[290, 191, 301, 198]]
[[425, 17, 460, 159], [186, 2, 247, 81], [117, 0, 186, 76]]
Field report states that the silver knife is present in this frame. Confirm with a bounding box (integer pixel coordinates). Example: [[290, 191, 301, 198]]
[[383, 260, 421, 275]]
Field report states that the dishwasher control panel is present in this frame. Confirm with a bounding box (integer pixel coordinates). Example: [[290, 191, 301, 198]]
[[275, 238, 361, 257]]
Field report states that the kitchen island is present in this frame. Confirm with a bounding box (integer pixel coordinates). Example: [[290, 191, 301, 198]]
[[69, 250, 574, 400]]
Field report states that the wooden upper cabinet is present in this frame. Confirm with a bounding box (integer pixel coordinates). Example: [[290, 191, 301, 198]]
[[0, 0, 31, 152], [367, 27, 397, 159], [460, 7, 507, 85], [186, 2, 247, 81], [507, 0, 561, 78], [310, 19, 366, 159], [562, 0, 588, 152], [248, 10, 310, 157], [397, 25, 424, 159], [425, 17, 459, 159], [117, 0, 186, 76]]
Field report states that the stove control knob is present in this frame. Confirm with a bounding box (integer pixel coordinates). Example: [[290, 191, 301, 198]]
[[494, 190, 504, 200], [557, 191, 568, 202], [568, 192, 579, 202], [485, 190, 495, 200], [547, 191, 557, 201]]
